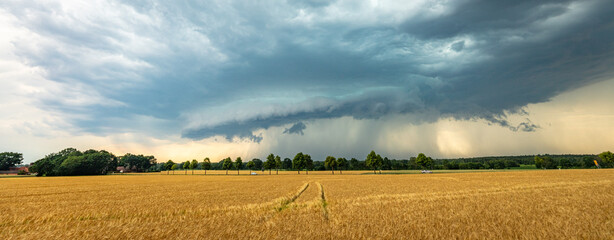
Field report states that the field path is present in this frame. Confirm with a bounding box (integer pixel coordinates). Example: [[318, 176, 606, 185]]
[[258, 182, 313, 225], [275, 182, 310, 211], [316, 182, 329, 220]]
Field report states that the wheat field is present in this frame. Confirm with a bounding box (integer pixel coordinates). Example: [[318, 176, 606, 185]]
[[1, 169, 613, 239]]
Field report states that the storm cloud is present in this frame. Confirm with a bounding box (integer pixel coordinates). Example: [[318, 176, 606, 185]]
[[2, 0, 614, 142], [284, 122, 307, 135]]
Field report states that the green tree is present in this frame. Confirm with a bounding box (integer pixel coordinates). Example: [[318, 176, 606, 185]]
[[504, 160, 520, 168], [349, 158, 359, 170], [30, 148, 81, 176], [365, 151, 383, 174], [304, 154, 313, 175], [252, 158, 263, 170], [201, 158, 211, 175], [489, 160, 506, 169], [283, 158, 292, 170], [415, 153, 432, 170], [544, 156, 557, 169], [382, 157, 392, 170], [29, 155, 57, 176], [56, 150, 116, 176], [442, 159, 450, 169], [559, 158, 573, 169], [534, 156, 544, 169], [275, 155, 282, 175], [0, 152, 23, 170], [246, 161, 255, 173], [190, 159, 198, 174], [324, 156, 337, 174], [165, 160, 175, 175], [120, 153, 156, 172], [293, 152, 305, 174], [222, 157, 233, 175], [183, 161, 190, 175], [582, 156, 595, 168], [336, 157, 348, 174], [314, 161, 325, 171], [264, 153, 275, 175], [235, 157, 243, 175], [535, 156, 557, 169], [171, 163, 178, 174], [29, 148, 117, 176], [598, 151, 614, 168]]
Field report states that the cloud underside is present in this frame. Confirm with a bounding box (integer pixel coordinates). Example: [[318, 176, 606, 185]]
[[3, 0, 614, 142], [283, 122, 306, 135]]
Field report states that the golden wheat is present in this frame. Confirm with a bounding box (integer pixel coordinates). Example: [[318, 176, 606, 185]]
[[1, 169, 613, 239]]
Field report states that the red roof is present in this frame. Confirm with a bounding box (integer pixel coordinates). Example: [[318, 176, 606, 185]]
[[9, 167, 29, 172]]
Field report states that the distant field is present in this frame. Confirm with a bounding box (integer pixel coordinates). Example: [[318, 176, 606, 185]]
[[1, 170, 613, 239]]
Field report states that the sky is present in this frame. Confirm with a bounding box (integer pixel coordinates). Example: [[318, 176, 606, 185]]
[[1, 0, 614, 163]]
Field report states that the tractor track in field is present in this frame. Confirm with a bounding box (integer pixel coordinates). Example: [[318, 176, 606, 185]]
[[259, 182, 311, 224], [261, 182, 332, 224], [316, 182, 329, 221], [276, 182, 310, 212]]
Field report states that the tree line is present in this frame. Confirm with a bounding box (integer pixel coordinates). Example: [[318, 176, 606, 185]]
[[5, 148, 613, 176], [152, 150, 435, 175], [28, 148, 156, 176], [152, 152, 610, 174], [534, 152, 613, 169], [160, 153, 314, 175]]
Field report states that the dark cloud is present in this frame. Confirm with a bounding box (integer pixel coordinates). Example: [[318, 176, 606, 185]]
[[283, 122, 307, 135], [482, 115, 540, 132], [514, 120, 540, 132], [4, 0, 614, 142], [401, 1, 574, 40], [181, 88, 431, 140]]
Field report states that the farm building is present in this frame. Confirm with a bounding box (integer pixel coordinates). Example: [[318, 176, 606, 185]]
[[0, 166, 30, 175]]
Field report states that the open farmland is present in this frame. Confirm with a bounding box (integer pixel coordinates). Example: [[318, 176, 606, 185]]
[[1, 170, 613, 239]]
